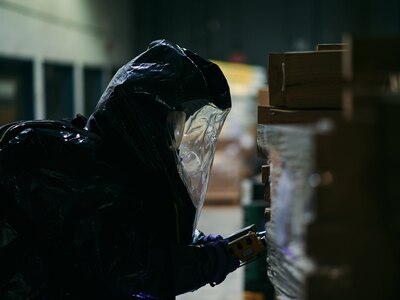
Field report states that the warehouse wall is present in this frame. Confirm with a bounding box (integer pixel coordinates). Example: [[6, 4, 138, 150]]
[[0, 0, 134, 65], [0, 0, 135, 121]]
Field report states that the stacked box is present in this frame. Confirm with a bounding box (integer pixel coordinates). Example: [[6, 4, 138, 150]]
[[257, 122, 320, 300], [305, 36, 400, 299], [258, 44, 346, 127], [268, 50, 343, 109], [257, 38, 400, 300], [257, 44, 348, 300]]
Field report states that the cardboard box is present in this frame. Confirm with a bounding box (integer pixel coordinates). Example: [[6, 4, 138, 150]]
[[257, 86, 269, 106], [268, 50, 346, 109], [316, 43, 348, 51], [257, 105, 342, 125]]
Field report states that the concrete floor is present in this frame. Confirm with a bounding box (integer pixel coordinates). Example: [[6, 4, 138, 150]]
[[177, 205, 244, 300]]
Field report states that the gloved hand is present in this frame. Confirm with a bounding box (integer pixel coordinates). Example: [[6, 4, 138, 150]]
[[203, 238, 240, 287], [199, 234, 224, 244]]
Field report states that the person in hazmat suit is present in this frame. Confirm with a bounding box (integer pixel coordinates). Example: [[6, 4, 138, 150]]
[[0, 39, 240, 300]]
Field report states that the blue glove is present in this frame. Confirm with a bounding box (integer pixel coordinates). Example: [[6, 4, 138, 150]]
[[192, 230, 224, 245], [203, 239, 240, 287], [200, 234, 224, 244]]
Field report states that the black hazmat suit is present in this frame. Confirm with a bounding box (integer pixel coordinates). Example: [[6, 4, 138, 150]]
[[0, 39, 240, 300]]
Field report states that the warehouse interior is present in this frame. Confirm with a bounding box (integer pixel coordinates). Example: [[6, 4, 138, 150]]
[[0, 0, 399, 299]]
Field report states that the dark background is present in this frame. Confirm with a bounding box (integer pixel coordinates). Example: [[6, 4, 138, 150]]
[[133, 0, 400, 69]]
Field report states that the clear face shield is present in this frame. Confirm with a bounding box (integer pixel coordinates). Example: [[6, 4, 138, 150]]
[[167, 100, 230, 233]]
